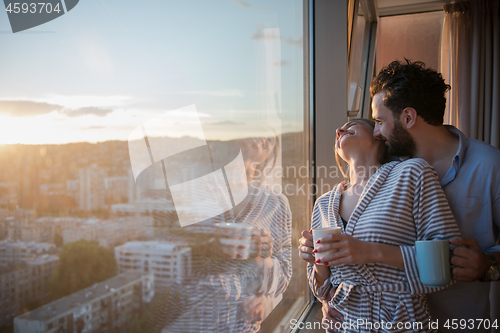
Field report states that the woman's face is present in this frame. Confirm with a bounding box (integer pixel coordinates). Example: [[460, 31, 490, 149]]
[[335, 121, 380, 161], [238, 137, 276, 165]]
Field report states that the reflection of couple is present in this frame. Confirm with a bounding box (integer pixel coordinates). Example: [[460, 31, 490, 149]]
[[164, 134, 291, 333], [299, 60, 499, 332]]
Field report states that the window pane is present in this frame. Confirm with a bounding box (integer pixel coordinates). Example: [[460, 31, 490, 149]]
[[349, 3, 368, 115], [377, 11, 444, 72], [0, 1, 309, 332]]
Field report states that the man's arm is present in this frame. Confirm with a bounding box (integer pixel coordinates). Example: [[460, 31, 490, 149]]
[[450, 186, 500, 282]]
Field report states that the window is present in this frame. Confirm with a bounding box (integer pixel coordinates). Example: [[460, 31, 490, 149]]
[[377, 11, 444, 71], [1, 0, 310, 332]]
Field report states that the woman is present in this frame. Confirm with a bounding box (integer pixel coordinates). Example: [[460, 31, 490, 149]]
[[162, 135, 292, 333], [298, 119, 460, 332]]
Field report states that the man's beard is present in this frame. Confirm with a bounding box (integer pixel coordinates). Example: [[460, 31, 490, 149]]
[[385, 120, 417, 157]]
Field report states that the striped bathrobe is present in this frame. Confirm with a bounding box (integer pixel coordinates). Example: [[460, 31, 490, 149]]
[[165, 182, 292, 333], [307, 159, 461, 333]]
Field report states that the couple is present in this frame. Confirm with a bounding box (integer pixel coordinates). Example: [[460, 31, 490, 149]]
[[299, 60, 500, 332]]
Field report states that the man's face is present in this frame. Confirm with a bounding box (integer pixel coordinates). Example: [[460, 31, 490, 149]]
[[372, 91, 416, 157]]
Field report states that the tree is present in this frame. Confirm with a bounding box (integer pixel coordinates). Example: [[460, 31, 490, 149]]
[[50, 240, 117, 298], [54, 233, 63, 248], [128, 287, 186, 333]]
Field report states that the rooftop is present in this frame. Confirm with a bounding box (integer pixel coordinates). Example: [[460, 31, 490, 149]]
[[15, 272, 151, 322], [27, 254, 59, 265], [0, 240, 55, 251], [0, 255, 58, 275], [115, 241, 183, 252]]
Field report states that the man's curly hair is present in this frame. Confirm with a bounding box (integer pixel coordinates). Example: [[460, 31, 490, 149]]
[[370, 59, 451, 126]]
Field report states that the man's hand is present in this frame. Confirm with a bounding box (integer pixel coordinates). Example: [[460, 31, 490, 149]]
[[449, 237, 490, 282], [321, 300, 343, 333]]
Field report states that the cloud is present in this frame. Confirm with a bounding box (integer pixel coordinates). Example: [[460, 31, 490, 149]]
[[42, 94, 131, 109], [251, 27, 302, 48], [0, 100, 113, 118], [64, 107, 113, 117], [231, 0, 250, 8], [274, 60, 290, 67], [81, 126, 107, 130], [206, 121, 244, 126], [165, 90, 243, 97], [282, 36, 303, 48], [252, 28, 279, 41], [0, 100, 63, 117]]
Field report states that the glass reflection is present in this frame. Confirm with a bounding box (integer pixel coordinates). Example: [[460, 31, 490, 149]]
[[129, 133, 292, 333]]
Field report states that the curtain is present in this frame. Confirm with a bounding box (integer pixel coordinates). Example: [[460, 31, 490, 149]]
[[441, 0, 500, 149]]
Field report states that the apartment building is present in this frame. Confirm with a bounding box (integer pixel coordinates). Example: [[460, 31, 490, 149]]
[[14, 272, 154, 333], [61, 216, 154, 248], [4, 209, 37, 242], [0, 241, 56, 268], [114, 241, 191, 290], [79, 165, 106, 211], [0, 254, 59, 327]]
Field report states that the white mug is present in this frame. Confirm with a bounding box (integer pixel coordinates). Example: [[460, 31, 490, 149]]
[[216, 223, 253, 259], [312, 227, 341, 261]]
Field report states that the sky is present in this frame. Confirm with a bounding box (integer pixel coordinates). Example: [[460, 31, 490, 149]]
[[0, 0, 304, 144]]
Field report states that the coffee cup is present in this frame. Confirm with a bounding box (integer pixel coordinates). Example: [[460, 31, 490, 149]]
[[216, 223, 253, 259], [415, 240, 452, 287], [312, 227, 342, 261]]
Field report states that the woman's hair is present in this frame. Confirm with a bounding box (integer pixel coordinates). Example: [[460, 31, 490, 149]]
[[335, 119, 390, 179], [256, 135, 279, 177]]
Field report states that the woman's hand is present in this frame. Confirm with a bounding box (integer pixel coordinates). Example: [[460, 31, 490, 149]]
[[321, 299, 343, 332], [243, 295, 268, 324], [250, 228, 274, 259], [315, 234, 404, 269], [298, 230, 316, 264], [315, 234, 377, 266]]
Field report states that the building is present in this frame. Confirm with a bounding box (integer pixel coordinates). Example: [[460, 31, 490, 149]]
[[5, 209, 37, 242], [0, 208, 11, 240], [32, 217, 83, 245], [66, 180, 80, 206], [104, 176, 129, 205], [111, 198, 175, 215], [14, 272, 154, 333], [115, 241, 191, 290], [39, 183, 66, 196], [79, 165, 106, 211], [61, 217, 154, 248], [0, 254, 59, 327], [0, 241, 56, 268], [0, 182, 19, 208]]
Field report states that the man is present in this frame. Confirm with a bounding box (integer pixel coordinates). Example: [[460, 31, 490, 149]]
[[316, 60, 499, 332], [367, 60, 499, 331]]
